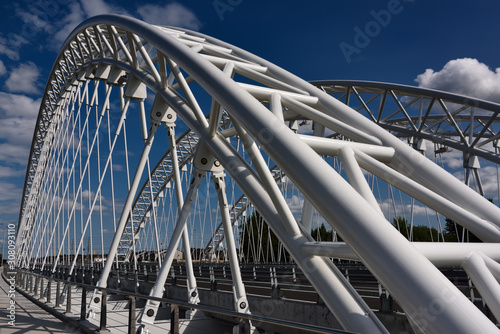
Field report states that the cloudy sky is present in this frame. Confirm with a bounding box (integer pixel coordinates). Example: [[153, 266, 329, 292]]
[[1, 0, 500, 232]]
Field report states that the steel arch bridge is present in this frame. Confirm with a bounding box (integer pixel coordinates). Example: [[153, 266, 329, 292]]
[[13, 14, 500, 334]]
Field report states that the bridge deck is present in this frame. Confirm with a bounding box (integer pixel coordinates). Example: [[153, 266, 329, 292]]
[[1, 268, 236, 334], [0, 268, 82, 333]]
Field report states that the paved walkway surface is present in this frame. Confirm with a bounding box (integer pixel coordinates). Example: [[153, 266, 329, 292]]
[[0, 268, 83, 334]]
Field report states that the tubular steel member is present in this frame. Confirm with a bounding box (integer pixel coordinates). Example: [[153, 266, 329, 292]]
[[138, 165, 205, 330], [211, 173, 259, 334], [166, 113, 200, 308]]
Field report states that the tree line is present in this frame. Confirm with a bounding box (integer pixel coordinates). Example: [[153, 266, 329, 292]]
[[238, 211, 482, 262]]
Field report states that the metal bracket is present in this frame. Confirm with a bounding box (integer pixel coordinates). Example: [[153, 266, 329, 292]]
[[234, 295, 250, 314], [87, 289, 102, 315], [94, 63, 111, 80], [107, 66, 127, 86], [193, 140, 224, 174], [124, 74, 147, 100], [150, 94, 177, 125]]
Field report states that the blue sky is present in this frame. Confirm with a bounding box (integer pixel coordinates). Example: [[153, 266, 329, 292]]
[[1, 0, 500, 239]]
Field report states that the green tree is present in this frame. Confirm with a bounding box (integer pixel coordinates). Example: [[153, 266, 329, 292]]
[[311, 223, 333, 241], [391, 217, 441, 242], [443, 218, 482, 242], [442, 198, 493, 242], [239, 211, 289, 263]]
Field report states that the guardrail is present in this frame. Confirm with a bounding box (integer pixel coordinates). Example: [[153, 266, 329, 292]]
[[22, 262, 480, 314]]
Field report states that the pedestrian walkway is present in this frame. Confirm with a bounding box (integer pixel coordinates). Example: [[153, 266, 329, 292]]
[[0, 269, 235, 334], [0, 267, 83, 334]]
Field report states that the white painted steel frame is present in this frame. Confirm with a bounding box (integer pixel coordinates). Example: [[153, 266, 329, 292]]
[[16, 14, 500, 334]]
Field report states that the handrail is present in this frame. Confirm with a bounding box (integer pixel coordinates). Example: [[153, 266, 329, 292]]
[[6, 268, 353, 334]]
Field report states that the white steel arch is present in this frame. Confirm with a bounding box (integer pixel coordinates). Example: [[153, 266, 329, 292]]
[[16, 14, 500, 334]]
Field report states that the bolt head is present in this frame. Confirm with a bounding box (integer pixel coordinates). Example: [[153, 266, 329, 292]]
[[167, 114, 173, 119], [156, 112, 162, 117], [94, 297, 100, 303], [239, 301, 247, 309], [191, 291, 197, 297], [146, 309, 155, 317], [214, 160, 220, 167], [201, 157, 208, 165]]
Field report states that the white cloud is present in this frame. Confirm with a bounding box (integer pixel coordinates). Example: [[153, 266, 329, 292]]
[[439, 148, 463, 170], [15, 7, 53, 34], [286, 194, 304, 213], [0, 117, 38, 145], [0, 34, 28, 61], [112, 164, 124, 172], [0, 143, 31, 165], [0, 60, 6, 76], [53, 2, 86, 45], [4, 62, 41, 94], [0, 92, 40, 118], [478, 166, 500, 201], [137, 3, 201, 30], [379, 198, 436, 221], [0, 203, 21, 215], [415, 58, 500, 103], [453, 165, 500, 202], [0, 90, 39, 220], [80, 0, 128, 17], [28, 0, 129, 47], [0, 166, 24, 178], [0, 181, 21, 201], [0, 92, 40, 146]]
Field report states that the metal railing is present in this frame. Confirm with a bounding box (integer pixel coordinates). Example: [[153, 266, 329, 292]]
[[23, 261, 481, 315], [4, 266, 353, 334]]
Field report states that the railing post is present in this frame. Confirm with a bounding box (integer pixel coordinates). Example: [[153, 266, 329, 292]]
[[210, 266, 217, 291], [33, 276, 39, 296], [170, 304, 179, 334], [39, 277, 44, 300], [128, 296, 136, 334], [66, 283, 72, 314], [47, 279, 52, 304], [56, 281, 61, 307], [80, 286, 87, 321], [99, 290, 107, 331]]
